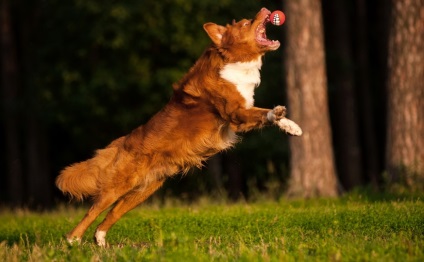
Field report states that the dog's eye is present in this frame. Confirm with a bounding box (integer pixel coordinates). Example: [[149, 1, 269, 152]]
[[243, 21, 250, 27]]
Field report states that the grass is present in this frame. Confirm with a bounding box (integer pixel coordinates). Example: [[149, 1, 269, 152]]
[[0, 193, 423, 261]]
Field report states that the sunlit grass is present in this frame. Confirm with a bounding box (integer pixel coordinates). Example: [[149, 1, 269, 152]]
[[1, 194, 423, 261]]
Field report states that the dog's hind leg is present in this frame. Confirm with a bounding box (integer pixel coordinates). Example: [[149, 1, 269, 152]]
[[66, 180, 137, 244], [65, 194, 117, 244], [94, 178, 165, 247]]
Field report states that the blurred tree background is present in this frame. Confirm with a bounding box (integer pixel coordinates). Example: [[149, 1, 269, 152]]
[[1, 0, 423, 208]]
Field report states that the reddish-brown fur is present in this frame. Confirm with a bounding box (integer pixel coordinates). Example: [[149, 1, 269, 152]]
[[56, 8, 286, 246]]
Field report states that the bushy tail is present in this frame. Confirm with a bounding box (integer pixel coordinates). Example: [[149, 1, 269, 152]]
[[56, 160, 99, 201], [56, 137, 125, 201]]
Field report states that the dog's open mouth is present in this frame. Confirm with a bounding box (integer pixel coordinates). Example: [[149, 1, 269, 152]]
[[255, 9, 280, 50]]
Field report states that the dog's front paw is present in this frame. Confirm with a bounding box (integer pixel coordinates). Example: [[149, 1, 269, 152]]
[[267, 106, 286, 122], [276, 118, 303, 136]]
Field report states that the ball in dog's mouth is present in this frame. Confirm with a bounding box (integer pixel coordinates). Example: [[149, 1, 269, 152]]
[[269, 10, 286, 26]]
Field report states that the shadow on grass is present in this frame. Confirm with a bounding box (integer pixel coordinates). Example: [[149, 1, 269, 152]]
[[0, 230, 38, 246], [340, 187, 423, 203]]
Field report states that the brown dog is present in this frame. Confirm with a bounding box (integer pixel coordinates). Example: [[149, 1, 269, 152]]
[[56, 7, 301, 246]]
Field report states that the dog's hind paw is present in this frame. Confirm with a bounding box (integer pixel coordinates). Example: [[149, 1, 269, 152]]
[[66, 236, 81, 245], [95, 230, 107, 247]]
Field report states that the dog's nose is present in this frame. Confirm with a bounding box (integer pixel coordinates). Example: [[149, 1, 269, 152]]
[[260, 7, 270, 13], [257, 7, 271, 18]]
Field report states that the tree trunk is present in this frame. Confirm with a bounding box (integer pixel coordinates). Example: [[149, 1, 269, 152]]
[[354, 0, 381, 189], [323, 0, 363, 190], [26, 117, 52, 207], [225, 152, 244, 201], [1, 0, 25, 205], [283, 0, 339, 198], [386, 0, 424, 190], [17, 0, 53, 208], [208, 154, 225, 196]]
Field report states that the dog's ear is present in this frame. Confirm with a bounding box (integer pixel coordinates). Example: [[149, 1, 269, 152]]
[[203, 23, 227, 46]]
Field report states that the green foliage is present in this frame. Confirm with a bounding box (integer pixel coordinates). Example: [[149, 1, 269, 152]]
[[1, 195, 423, 261], [36, 0, 272, 135], [31, 0, 286, 189]]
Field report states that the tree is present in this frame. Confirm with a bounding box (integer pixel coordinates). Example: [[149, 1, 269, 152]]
[[353, 0, 382, 188], [283, 0, 340, 197], [323, 1, 363, 189], [1, 0, 25, 205], [386, 0, 424, 190]]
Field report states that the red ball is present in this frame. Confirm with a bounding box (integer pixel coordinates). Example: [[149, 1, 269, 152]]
[[270, 10, 285, 26]]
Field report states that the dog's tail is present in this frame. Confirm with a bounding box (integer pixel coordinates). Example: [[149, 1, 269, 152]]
[[56, 160, 100, 201], [56, 137, 125, 201]]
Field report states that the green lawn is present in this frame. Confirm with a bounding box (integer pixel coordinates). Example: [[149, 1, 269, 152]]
[[1, 194, 423, 261]]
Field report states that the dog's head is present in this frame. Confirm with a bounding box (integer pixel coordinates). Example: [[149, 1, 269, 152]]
[[204, 8, 280, 62]]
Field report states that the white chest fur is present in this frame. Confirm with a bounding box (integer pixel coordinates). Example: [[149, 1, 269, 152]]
[[219, 57, 262, 108]]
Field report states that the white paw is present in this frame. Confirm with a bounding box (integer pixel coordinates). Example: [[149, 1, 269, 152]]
[[276, 118, 302, 136], [95, 230, 107, 247], [66, 237, 81, 245]]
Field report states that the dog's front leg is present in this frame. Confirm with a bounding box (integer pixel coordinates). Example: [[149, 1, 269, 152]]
[[229, 105, 286, 132]]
